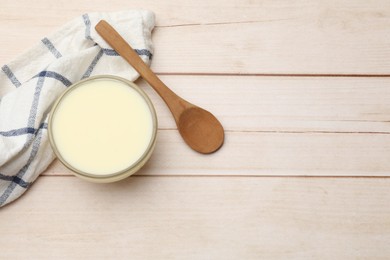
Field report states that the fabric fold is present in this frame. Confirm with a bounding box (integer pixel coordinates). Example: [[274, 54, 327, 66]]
[[0, 10, 155, 207]]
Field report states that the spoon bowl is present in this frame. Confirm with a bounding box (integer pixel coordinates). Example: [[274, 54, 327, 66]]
[[95, 20, 224, 154], [178, 107, 224, 154]]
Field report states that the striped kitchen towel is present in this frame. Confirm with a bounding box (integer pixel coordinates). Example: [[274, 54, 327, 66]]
[[0, 10, 155, 207]]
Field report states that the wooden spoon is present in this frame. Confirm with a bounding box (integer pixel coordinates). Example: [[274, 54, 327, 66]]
[[95, 20, 224, 154]]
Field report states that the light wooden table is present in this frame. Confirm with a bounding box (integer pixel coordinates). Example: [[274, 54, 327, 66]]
[[2, 1, 390, 259]]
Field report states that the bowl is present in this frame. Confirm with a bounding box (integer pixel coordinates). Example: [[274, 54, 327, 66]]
[[48, 75, 157, 183]]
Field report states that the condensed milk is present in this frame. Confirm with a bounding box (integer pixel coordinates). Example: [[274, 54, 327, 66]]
[[48, 75, 157, 182]]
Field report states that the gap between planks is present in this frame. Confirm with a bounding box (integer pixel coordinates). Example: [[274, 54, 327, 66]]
[[162, 128, 390, 135], [156, 72, 390, 78], [40, 175, 390, 179]]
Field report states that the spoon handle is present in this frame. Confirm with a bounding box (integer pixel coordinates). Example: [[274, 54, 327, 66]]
[[95, 20, 189, 123]]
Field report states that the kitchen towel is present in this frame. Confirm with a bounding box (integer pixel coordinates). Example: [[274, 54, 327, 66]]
[[0, 10, 155, 207]]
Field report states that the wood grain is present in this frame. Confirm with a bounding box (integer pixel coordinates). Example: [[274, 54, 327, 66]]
[[44, 131, 390, 177], [1, 1, 390, 74], [151, 18, 390, 74], [137, 76, 390, 133], [2, 1, 390, 258], [3, 0, 388, 27], [1, 176, 390, 259]]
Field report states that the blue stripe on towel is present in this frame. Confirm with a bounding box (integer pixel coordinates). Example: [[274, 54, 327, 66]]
[[34, 71, 72, 87], [1, 65, 21, 87], [0, 121, 45, 206], [1, 127, 36, 136], [102, 48, 153, 60], [102, 48, 119, 56], [0, 123, 47, 137], [82, 14, 93, 40], [81, 49, 104, 79], [41, 37, 62, 58], [0, 174, 31, 189], [135, 49, 153, 60], [27, 76, 46, 129]]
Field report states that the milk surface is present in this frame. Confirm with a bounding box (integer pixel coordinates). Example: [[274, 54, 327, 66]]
[[51, 78, 153, 175]]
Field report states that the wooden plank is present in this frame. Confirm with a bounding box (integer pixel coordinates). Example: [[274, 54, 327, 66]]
[[1, 176, 390, 259], [151, 20, 390, 74], [1, 1, 390, 74], [3, 0, 388, 28], [0, 0, 275, 27], [42, 75, 390, 177], [44, 130, 390, 177], [137, 76, 390, 133]]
